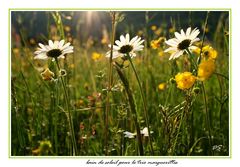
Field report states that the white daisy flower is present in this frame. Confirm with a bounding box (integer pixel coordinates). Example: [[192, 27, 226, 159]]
[[106, 33, 144, 59], [164, 27, 200, 60], [34, 40, 73, 60], [140, 127, 153, 137], [123, 131, 136, 139]]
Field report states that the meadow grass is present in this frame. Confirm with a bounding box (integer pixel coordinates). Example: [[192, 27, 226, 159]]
[[10, 11, 229, 156]]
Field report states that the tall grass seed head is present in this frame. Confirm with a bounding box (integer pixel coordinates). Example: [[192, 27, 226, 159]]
[[197, 59, 215, 81], [164, 27, 200, 60], [175, 72, 196, 90]]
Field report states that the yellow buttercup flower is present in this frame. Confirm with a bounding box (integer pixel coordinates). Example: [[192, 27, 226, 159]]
[[158, 83, 166, 91], [197, 59, 215, 81], [202, 45, 218, 59], [101, 37, 108, 44], [150, 37, 166, 49], [151, 25, 157, 31], [194, 45, 218, 59], [202, 26, 209, 33], [169, 27, 176, 33], [193, 47, 201, 55], [154, 28, 162, 36], [91, 52, 102, 61], [29, 38, 36, 45], [13, 48, 20, 57], [39, 140, 52, 151], [69, 63, 75, 69], [41, 68, 55, 81], [158, 50, 164, 57], [137, 30, 144, 36], [64, 26, 71, 32], [175, 72, 196, 90], [32, 140, 52, 156]]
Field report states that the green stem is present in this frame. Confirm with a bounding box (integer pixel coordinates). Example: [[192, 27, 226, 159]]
[[214, 72, 229, 80], [198, 11, 210, 65], [127, 54, 154, 155], [114, 64, 144, 155], [104, 12, 116, 155], [201, 82, 213, 155], [171, 105, 185, 155], [84, 50, 97, 92], [55, 58, 78, 155], [164, 84, 173, 107], [171, 92, 191, 155], [186, 48, 197, 72]]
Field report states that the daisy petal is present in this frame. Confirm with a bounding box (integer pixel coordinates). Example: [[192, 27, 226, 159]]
[[48, 40, 54, 48], [129, 36, 139, 45], [38, 43, 46, 49], [165, 39, 179, 47], [190, 29, 200, 40], [120, 35, 126, 44], [189, 46, 198, 50], [130, 52, 136, 58], [34, 53, 48, 59], [181, 29, 185, 37], [61, 42, 71, 50], [59, 40, 65, 48], [191, 38, 200, 43], [115, 40, 122, 47], [164, 47, 177, 53], [174, 32, 183, 41], [125, 34, 130, 44], [53, 41, 59, 49], [186, 27, 191, 37]]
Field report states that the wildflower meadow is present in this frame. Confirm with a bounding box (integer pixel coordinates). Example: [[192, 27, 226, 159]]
[[11, 11, 230, 156]]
